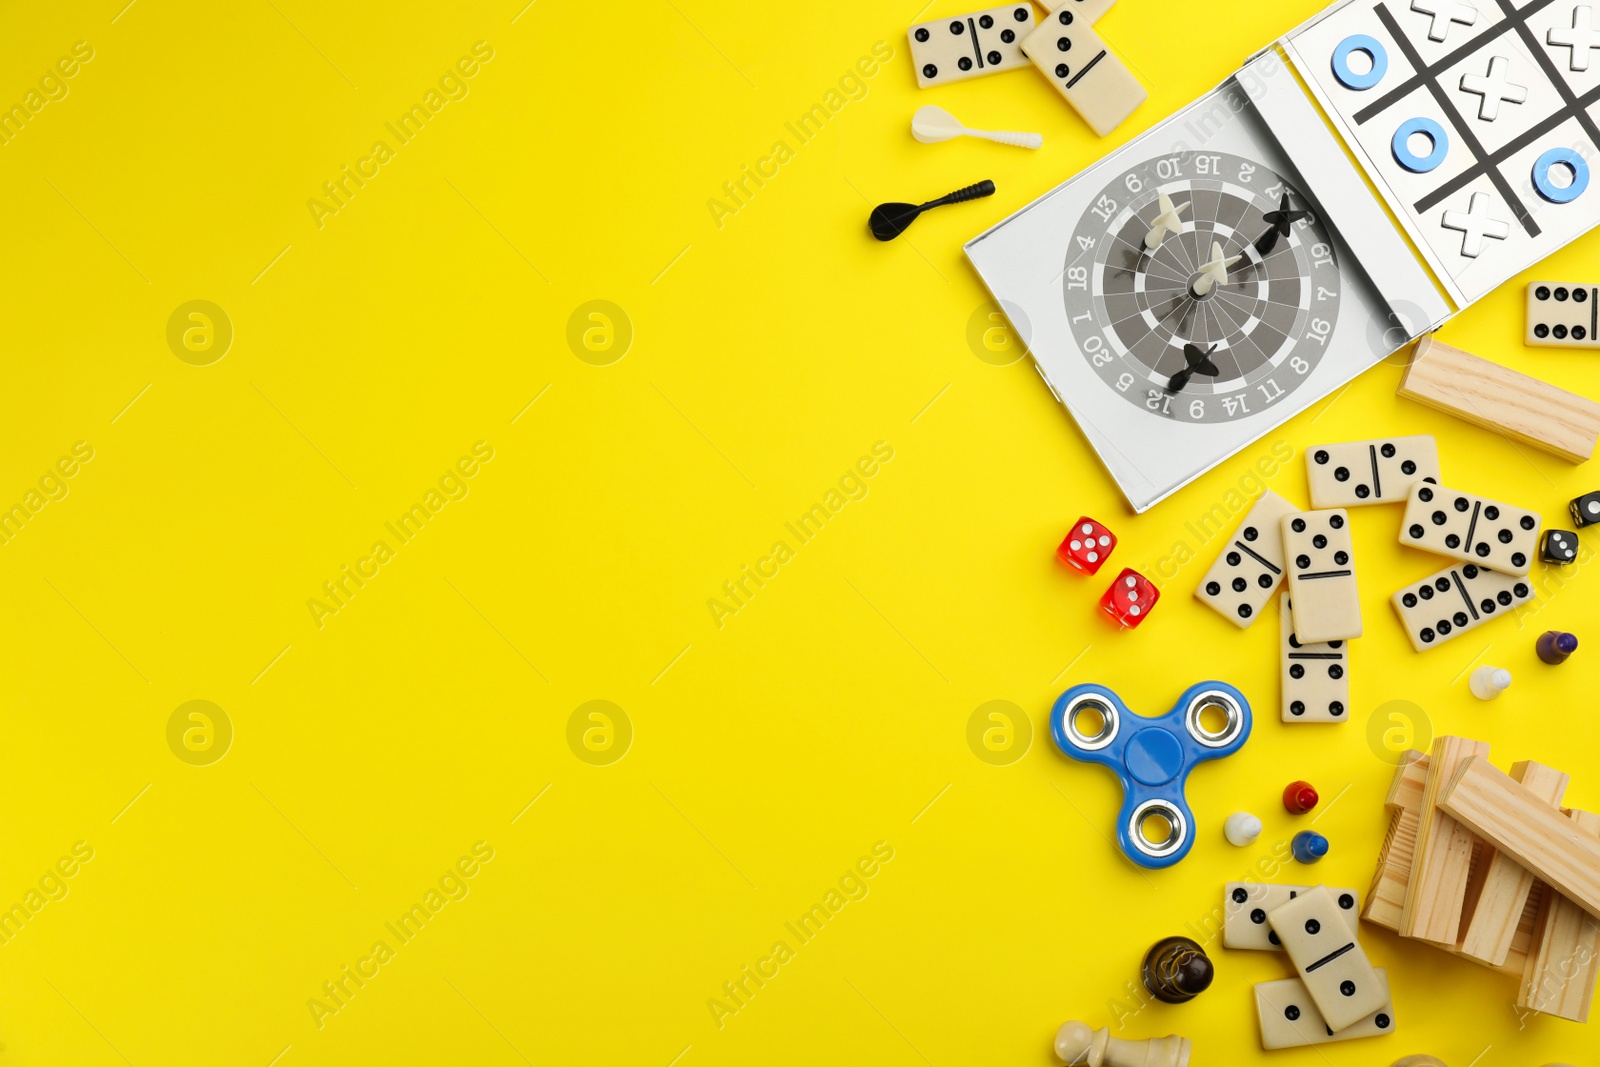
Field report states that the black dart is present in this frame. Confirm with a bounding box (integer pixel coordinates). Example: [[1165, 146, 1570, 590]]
[[1168, 342, 1220, 392], [1254, 192, 1311, 256], [869, 180, 995, 241]]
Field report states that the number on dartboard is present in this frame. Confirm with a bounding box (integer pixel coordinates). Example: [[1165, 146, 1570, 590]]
[[1061, 151, 1344, 424]]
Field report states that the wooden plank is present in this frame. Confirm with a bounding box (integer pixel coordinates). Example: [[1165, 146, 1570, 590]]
[[1385, 753, 1428, 812], [1438, 756, 1600, 921], [1459, 762, 1569, 966], [1362, 761, 1538, 978], [1401, 736, 1490, 945], [1397, 335, 1600, 463], [1517, 810, 1600, 1022]]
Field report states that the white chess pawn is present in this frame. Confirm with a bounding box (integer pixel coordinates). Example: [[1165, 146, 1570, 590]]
[[1055, 1020, 1191, 1067], [1469, 666, 1512, 700], [1224, 811, 1262, 847]]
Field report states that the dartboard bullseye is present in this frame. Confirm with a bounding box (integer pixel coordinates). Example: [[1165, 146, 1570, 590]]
[[1063, 151, 1343, 424]]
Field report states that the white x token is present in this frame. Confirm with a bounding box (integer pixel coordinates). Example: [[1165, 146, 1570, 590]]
[[1441, 192, 1511, 258]]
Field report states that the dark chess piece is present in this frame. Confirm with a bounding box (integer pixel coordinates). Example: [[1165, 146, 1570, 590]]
[[1141, 936, 1214, 1004]]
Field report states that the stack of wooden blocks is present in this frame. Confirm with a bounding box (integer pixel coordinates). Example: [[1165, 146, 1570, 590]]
[[1365, 736, 1600, 1022]]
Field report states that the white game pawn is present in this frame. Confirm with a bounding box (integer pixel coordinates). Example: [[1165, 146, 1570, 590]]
[[1441, 192, 1510, 258], [1055, 1020, 1191, 1067], [1548, 6, 1600, 72], [911, 105, 1043, 149], [1224, 811, 1262, 847], [1192, 241, 1240, 296], [1469, 665, 1512, 700], [1144, 191, 1188, 250]]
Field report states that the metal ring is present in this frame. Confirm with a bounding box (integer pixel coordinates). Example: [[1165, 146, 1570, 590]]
[[1129, 799, 1188, 859], [1184, 690, 1245, 749], [1061, 693, 1119, 751]]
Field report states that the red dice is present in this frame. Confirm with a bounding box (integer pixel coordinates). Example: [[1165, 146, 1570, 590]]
[[1057, 517, 1117, 575], [1098, 568, 1159, 628]]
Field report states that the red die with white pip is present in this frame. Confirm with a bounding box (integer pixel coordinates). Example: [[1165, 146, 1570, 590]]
[[1099, 568, 1159, 628], [1057, 517, 1117, 575]]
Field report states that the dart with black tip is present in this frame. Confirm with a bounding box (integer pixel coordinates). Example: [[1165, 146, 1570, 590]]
[[869, 180, 995, 241]]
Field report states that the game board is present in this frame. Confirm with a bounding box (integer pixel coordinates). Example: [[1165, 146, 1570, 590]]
[[965, 0, 1600, 511]]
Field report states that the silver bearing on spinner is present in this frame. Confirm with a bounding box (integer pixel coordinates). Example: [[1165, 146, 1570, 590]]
[[1129, 799, 1188, 860], [1184, 689, 1245, 749], [1061, 693, 1119, 751]]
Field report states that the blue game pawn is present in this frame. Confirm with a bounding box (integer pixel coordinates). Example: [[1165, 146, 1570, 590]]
[[1538, 631, 1579, 665], [1292, 830, 1329, 864]]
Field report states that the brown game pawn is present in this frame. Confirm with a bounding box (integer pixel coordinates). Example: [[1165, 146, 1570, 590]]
[[1141, 936, 1214, 1004]]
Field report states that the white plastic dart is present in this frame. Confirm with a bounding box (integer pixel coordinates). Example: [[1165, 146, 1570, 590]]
[[911, 105, 1043, 149], [1192, 241, 1241, 297], [1144, 191, 1188, 250]]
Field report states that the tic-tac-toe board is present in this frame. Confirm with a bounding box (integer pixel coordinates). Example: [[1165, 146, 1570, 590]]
[[1284, 0, 1600, 304]]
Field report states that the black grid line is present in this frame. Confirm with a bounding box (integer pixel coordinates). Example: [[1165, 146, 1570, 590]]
[[1353, 0, 1560, 123], [1373, 2, 1541, 236], [1496, 0, 1600, 152], [1417, 79, 1600, 212]]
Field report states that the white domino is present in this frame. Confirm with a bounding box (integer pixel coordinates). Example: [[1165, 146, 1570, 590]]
[[1527, 281, 1600, 348], [907, 5, 1037, 89], [1390, 562, 1534, 652], [1194, 491, 1299, 628], [1305, 435, 1440, 507], [1398, 483, 1541, 576], [1268, 885, 1389, 1031], [1255, 970, 1396, 1049], [1224, 882, 1360, 950], [1281, 594, 1349, 722]]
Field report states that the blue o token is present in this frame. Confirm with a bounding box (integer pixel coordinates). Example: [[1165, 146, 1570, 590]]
[[1392, 117, 1449, 173], [1331, 34, 1388, 90], [1532, 147, 1590, 204]]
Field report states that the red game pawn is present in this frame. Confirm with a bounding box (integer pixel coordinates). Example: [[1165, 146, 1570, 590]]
[[1283, 780, 1318, 814], [1099, 568, 1158, 628], [1058, 517, 1117, 575]]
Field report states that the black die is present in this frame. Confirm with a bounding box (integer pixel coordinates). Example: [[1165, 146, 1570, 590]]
[[1572, 491, 1600, 528], [1542, 529, 1578, 564]]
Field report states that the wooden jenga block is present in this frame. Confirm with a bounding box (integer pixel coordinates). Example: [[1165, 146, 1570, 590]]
[[1365, 756, 1428, 930], [1517, 810, 1600, 1022], [1438, 757, 1600, 921], [1363, 753, 1539, 977], [1397, 335, 1600, 463], [1401, 736, 1490, 945], [1459, 762, 1569, 966], [1386, 752, 1428, 812]]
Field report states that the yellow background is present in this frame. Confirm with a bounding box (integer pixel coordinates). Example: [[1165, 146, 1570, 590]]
[[1, 0, 1597, 1064]]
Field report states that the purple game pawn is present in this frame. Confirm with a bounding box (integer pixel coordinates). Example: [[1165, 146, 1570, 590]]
[[1538, 631, 1579, 665]]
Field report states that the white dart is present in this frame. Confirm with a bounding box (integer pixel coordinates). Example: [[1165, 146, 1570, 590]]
[[1144, 191, 1188, 250], [1192, 240, 1241, 297], [911, 105, 1042, 149]]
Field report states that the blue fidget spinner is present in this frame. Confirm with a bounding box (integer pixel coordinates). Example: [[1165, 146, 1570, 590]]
[[1050, 681, 1253, 870]]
